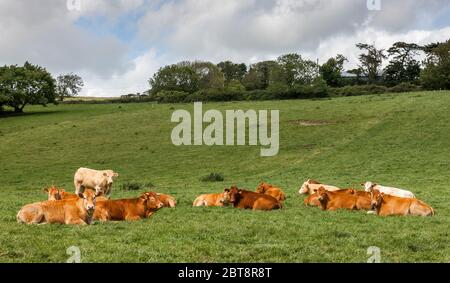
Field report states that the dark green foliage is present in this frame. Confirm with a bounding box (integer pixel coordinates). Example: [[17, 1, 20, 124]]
[[0, 62, 56, 112], [120, 181, 154, 191], [200, 173, 224, 182]]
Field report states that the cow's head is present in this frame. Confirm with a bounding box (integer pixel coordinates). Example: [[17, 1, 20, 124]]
[[103, 170, 119, 185], [78, 189, 98, 213], [316, 186, 329, 202], [370, 189, 383, 210], [256, 182, 271, 194], [220, 189, 232, 205], [228, 186, 241, 204], [43, 185, 62, 201], [141, 192, 164, 210], [362, 181, 376, 192]]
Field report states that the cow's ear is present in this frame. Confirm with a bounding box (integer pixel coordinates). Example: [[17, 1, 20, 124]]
[[43, 188, 48, 192], [103, 172, 108, 177], [224, 188, 229, 192], [114, 173, 119, 177]]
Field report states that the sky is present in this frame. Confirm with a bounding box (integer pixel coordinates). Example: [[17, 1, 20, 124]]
[[0, 0, 449, 97]]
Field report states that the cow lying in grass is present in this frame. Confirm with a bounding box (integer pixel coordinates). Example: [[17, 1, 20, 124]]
[[316, 187, 372, 211], [228, 186, 282, 211], [298, 179, 341, 195], [45, 185, 107, 201], [370, 189, 434, 216], [93, 192, 163, 221], [256, 182, 286, 202], [193, 189, 231, 207], [363, 181, 415, 198], [17, 189, 98, 225], [156, 193, 177, 208]]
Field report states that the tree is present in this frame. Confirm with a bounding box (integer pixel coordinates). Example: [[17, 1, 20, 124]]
[[320, 54, 347, 87], [383, 42, 421, 86], [56, 73, 84, 101], [356, 43, 387, 83], [277, 53, 320, 86], [0, 62, 56, 112], [190, 61, 225, 90], [149, 64, 199, 95], [243, 60, 282, 90], [420, 39, 450, 90], [217, 61, 247, 86]]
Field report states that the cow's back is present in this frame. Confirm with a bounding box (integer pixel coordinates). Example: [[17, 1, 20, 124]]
[[237, 191, 280, 210]]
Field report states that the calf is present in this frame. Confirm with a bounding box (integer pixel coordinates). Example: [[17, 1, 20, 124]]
[[156, 193, 177, 208], [304, 193, 320, 207], [316, 187, 372, 211], [228, 186, 282, 211], [256, 182, 286, 202], [74, 167, 119, 197], [193, 190, 231, 207], [363, 181, 415, 198], [370, 189, 434, 216], [93, 192, 163, 221], [43, 185, 63, 200], [298, 179, 341, 195], [46, 186, 106, 201], [17, 189, 98, 225]]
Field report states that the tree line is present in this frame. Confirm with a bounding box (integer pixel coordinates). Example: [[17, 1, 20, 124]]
[[1, 39, 449, 112], [145, 39, 449, 102]]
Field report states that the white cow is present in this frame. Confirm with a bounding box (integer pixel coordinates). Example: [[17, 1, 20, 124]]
[[363, 181, 415, 198], [74, 167, 119, 197], [298, 179, 341, 195]]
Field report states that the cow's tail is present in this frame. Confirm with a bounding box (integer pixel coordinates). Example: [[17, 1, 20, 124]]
[[430, 206, 435, 216]]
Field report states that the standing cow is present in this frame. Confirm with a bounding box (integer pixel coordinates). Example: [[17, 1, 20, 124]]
[[74, 167, 119, 197]]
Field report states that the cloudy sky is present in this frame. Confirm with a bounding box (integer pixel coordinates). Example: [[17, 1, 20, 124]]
[[0, 0, 449, 97]]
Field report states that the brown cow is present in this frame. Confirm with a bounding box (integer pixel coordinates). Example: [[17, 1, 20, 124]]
[[370, 189, 434, 217], [304, 193, 320, 207], [17, 189, 98, 225], [43, 185, 63, 200], [228, 186, 282, 211], [256, 182, 286, 202], [93, 192, 163, 221], [316, 187, 371, 211], [192, 190, 231, 207], [156, 193, 177, 208], [46, 186, 107, 201]]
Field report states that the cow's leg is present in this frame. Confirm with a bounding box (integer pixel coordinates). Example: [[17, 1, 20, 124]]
[[94, 185, 103, 196], [74, 181, 83, 194]]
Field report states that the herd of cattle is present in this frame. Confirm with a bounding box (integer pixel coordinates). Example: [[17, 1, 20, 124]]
[[16, 168, 434, 225]]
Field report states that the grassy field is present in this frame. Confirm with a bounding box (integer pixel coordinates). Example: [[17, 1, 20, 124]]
[[0, 91, 449, 263]]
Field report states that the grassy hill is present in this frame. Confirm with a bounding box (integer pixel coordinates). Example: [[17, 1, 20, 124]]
[[0, 91, 449, 263]]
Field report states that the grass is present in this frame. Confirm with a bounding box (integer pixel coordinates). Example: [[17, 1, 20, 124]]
[[0, 91, 450, 263]]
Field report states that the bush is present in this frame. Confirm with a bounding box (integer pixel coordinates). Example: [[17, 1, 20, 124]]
[[330, 84, 388, 97], [153, 90, 189, 103], [187, 89, 245, 102], [200, 173, 224, 182], [120, 181, 154, 191], [389, 82, 421, 93]]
